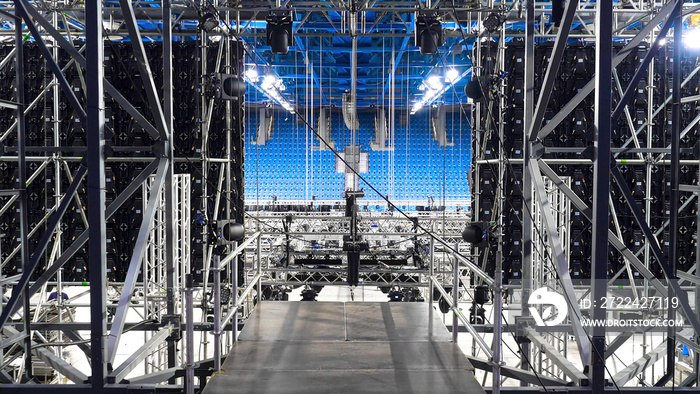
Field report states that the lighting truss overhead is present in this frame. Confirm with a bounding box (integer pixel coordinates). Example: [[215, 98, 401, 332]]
[[410, 68, 470, 114], [245, 69, 295, 113]]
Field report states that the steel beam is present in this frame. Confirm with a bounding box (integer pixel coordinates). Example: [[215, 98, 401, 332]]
[[610, 166, 700, 334], [12, 4, 32, 378], [86, 0, 107, 388], [466, 356, 569, 387], [0, 164, 87, 329], [612, 329, 692, 387], [526, 329, 588, 384], [590, 0, 613, 388], [108, 326, 173, 383], [536, 0, 676, 141], [3, 327, 88, 384], [528, 159, 590, 366], [117, 0, 168, 140], [107, 159, 168, 365], [527, 0, 579, 141], [605, 331, 633, 359]]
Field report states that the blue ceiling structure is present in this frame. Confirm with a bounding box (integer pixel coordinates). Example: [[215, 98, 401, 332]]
[[236, 1, 475, 110]]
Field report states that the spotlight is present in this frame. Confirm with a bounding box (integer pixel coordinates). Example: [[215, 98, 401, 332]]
[[199, 5, 220, 33], [482, 12, 504, 34], [217, 221, 245, 244], [415, 12, 443, 55], [301, 288, 318, 301], [214, 73, 246, 100], [388, 289, 404, 302], [426, 75, 443, 90], [469, 302, 486, 324], [267, 10, 293, 55], [244, 68, 259, 81], [474, 285, 490, 305], [462, 221, 489, 246], [464, 76, 489, 100], [445, 68, 460, 84]]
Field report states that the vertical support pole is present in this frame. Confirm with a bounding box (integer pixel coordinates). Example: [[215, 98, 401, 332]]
[[162, 0, 178, 377], [14, 5, 33, 380], [452, 256, 459, 343], [86, 0, 107, 390], [184, 274, 195, 394], [429, 235, 434, 336], [520, 0, 535, 381], [232, 241, 238, 343], [591, 0, 613, 389], [257, 233, 262, 302], [213, 255, 222, 371], [667, 0, 682, 381]]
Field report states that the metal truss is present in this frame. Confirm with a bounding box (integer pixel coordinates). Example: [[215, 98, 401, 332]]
[[469, 0, 700, 390]]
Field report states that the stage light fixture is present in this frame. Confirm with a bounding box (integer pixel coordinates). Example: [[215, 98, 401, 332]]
[[482, 12, 504, 33], [445, 68, 460, 84], [474, 285, 490, 305], [415, 13, 443, 55], [462, 221, 489, 247], [199, 5, 220, 33], [217, 221, 245, 243], [267, 10, 293, 55], [388, 289, 404, 302], [301, 288, 318, 301], [214, 73, 246, 100]]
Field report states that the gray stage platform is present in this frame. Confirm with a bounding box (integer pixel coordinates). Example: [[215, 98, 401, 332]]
[[203, 302, 485, 394]]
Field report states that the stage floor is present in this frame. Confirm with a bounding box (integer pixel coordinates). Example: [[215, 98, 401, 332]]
[[203, 302, 485, 394]]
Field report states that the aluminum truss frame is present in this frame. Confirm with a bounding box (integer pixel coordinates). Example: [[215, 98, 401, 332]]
[[470, 0, 700, 390]]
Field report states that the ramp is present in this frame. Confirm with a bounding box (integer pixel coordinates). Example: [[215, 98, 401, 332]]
[[203, 302, 485, 394]]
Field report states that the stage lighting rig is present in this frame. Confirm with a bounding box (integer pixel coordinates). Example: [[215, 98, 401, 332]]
[[213, 73, 246, 100], [216, 221, 245, 244], [301, 287, 318, 301], [482, 12, 505, 34], [462, 221, 490, 247], [198, 4, 220, 33], [415, 12, 443, 55], [267, 10, 293, 55]]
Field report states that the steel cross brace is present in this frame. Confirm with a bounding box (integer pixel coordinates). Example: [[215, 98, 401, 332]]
[[19, 1, 161, 140], [117, 0, 169, 140], [13, 0, 87, 123], [20, 159, 162, 314], [536, 0, 676, 141], [525, 328, 588, 384], [107, 159, 169, 365], [107, 325, 173, 383], [610, 165, 700, 334], [537, 160, 669, 297], [612, 329, 693, 386], [0, 163, 87, 329], [528, 158, 590, 367], [526, 0, 579, 142], [3, 326, 89, 384]]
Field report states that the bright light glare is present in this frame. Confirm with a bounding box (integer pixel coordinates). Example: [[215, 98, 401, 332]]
[[445, 68, 460, 84], [427, 75, 443, 90], [261, 74, 278, 89], [411, 102, 423, 113], [685, 29, 700, 49], [244, 68, 259, 81]]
